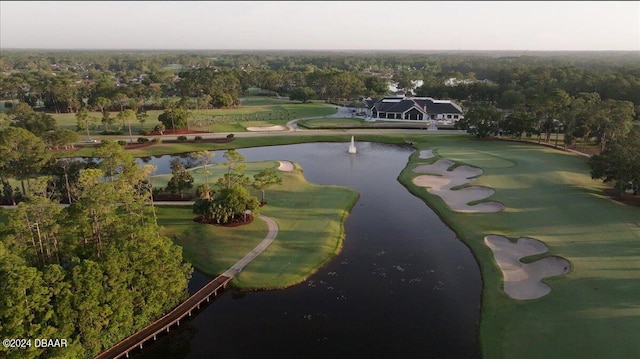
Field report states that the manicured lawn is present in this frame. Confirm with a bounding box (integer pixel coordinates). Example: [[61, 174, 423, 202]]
[[398, 136, 640, 359], [297, 118, 367, 128], [55, 133, 427, 159], [155, 160, 358, 290], [150, 160, 282, 195], [15, 128, 639, 357], [50, 99, 337, 137]]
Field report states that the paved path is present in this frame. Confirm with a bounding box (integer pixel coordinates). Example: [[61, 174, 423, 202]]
[[222, 215, 278, 277], [1, 202, 279, 278]]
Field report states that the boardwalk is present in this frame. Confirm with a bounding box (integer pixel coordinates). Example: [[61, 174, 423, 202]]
[[94, 215, 278, 359]]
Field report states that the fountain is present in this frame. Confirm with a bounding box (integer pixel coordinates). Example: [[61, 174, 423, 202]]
[[348, 136, 357, 154]]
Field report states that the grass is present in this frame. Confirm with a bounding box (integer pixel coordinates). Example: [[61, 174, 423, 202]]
[[397, 136, 640, 359], [49, 99, 337, 138], [150, 160, 281, 194], [297, 117, 442, 129], [297, 118, 368, 128], [55, 133, 424, 158], [9, 130, 638, 357], [155, 160, 358, 290]]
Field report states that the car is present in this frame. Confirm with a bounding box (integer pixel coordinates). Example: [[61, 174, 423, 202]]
[[84, 139, 99, 143]]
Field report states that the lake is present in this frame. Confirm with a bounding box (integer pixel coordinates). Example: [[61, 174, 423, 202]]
[[136, 141, 482, 358]]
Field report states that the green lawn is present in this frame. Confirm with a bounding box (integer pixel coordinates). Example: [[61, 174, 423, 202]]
[[55, 134, 405, 158], [155, 160, 358, 290], [9, 129, 639, 357], [398, 136, 640, 359], [297, 118, 366, 128], [50, 99, 337, 137], [150, 160, 281, 194]]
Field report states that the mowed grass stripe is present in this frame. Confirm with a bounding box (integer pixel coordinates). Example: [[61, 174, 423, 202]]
[[156, 161, 358, 290], [400, 137, 640, 359]]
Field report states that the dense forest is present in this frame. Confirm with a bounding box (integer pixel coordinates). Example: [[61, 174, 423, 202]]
[[1, 50, 639, 113], [0, 50, 639, 358], [0, 136, 192, 358]]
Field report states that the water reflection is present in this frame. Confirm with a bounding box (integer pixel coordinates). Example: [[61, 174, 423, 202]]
[[137, 142, 481, 359]]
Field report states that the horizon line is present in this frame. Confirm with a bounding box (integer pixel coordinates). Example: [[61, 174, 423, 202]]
[[1, 48, 639, 53]]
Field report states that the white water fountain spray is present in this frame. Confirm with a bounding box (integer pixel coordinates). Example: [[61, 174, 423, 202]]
[[348, 136, 357, 154]]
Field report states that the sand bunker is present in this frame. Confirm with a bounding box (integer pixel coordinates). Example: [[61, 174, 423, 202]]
[[418, 149, 435, 159], [277, 161, 294, 172], [246, 125, 286, 131], [485, 235, 570, 300], [412, 159, 504, 213]]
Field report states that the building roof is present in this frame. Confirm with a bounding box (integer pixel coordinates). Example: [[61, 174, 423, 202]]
[[369, 97, 463, 115]]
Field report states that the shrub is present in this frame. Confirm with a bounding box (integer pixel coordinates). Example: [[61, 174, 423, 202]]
[[117, 140, 127, 146], [137, 137, 149, 143], [194, 135, 203, 141], [151, 137, 162, 144], [4, 101, 13, 108], [138, 129, 150, 136], [226, 133, 235, 139], [177, 135, 187, 142]]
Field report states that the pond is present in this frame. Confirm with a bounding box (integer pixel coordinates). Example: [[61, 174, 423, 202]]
[[137, 141, 482, 359]]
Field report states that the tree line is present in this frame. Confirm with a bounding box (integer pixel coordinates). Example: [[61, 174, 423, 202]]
[[0, 137, 192, 358], [2, 50, 638, 116]]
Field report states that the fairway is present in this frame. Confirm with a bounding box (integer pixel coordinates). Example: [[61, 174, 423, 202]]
[[49, 98, 337, 137], [399, 137, 640, 358], [156, 160, 358, 290]]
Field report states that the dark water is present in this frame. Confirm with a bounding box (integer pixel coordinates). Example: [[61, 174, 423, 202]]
[[137, 142, 482, 359]]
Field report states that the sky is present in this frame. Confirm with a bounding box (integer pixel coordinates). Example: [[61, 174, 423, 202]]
[[1, 1, 639, 51]]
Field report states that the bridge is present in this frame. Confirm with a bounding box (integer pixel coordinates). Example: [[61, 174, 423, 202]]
[[94, 215, 278, 359], [94, 274, 232, 359]]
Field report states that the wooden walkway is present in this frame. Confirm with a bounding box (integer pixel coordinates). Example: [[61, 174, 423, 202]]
[[94, 214, 279, 359], [94, 274, 232, 359]]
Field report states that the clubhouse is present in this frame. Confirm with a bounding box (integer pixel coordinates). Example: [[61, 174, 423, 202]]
[[363, 96, 464, 124]]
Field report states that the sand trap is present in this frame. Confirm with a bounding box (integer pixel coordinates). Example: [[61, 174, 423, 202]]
[[418, 149, 435, 159], [277, 161, 294, 172], [485, 235, 570, 300], [412, 159, 504, 213], [246, 125, 286, 131]]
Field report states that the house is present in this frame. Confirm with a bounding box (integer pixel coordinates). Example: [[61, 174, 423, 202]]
[[363, 96, 464, 124]]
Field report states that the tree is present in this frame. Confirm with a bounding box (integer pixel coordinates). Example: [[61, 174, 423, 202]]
[[166, 159, 194, 199], [116, 109, 137, 143], [76, 107, 96, 140], [42, 128, 80, 150], [93, 140, 136, 181], [193, 185, 260, 224], [5, 196, 63, 266], [92, 97, 113, 132], [591, 99, 635, 152], [289, 87, 316, 103], [211, 92, 234, 108], [8, 102, 56, 137], [589, 126, 640, 196], [455, 103, 503, 138], [253, 168, 283, 204], [222, 149, 246, 190], [364, 76, 389, 97], [500, 110, 536, 138], [41, 158, 86, 204], [158, 107, 189, 131], [0, 242, 57, 359], [0, 127, 50, 195], [0, 112, 9, 130], [137, 111, 149, 132], [498, 89, 526, 110], [190, 150, 215, 196]]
